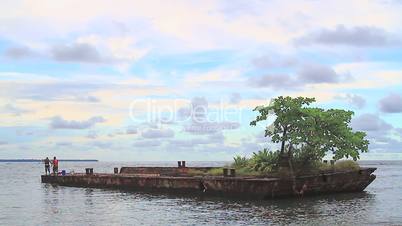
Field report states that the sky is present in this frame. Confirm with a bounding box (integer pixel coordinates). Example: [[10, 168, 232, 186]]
[[0, 0, 402, 161]]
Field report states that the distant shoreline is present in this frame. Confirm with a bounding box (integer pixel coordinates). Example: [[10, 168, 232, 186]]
[[0, 159, 98, 162]]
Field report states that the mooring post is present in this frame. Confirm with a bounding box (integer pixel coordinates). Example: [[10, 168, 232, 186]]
[[229, 168, 236, 177], [223, 168, 228, 177]]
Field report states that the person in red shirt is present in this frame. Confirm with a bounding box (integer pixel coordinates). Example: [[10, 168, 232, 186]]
[[52, 156, 59, 176]]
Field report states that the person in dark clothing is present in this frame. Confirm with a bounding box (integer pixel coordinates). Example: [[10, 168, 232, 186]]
[[44, 157, 50, 175], [52, 156, 59, 176]]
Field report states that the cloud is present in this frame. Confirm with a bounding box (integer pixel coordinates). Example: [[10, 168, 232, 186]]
[[51, 43, 105, 63], [252, 55, 298, 69], [177, 107, 192, 120], [180, 97, 241, 134], [0, 104, 32, 116], [183, 69, 242, 88], [229, 93, 242, 104], [126, 126, 138, 134], [133, 140, 162, 147], [107, 129, 126, 137], [350, 113, 402, 153], [368, 138, 402, 153], [191, 97, 208, 123], [254, 131, 271, 144], [158, 116, 176, 125], [208, 132, 225, 144], [337, 94, 366, 109], [168, 132, 224, 148], [296, 25, 399, 47], [184, 121, 240, 134], [15, 128, 41, 137], [0, 141, 8, 145], [177, 97, 208, 121], [74, 95, 100, 103], [56, 142, 72, 147], [379, 93, 402, 113], [177, 97, 208, 122], [4, 46, 37, 59], [87, 130, 98, 139], [50, 116, 106, 129], [217, 0, 264, 18], [298, 63, 346, 84], [0, 81, 105, 102], [248, 63, 349, 90], [141, 128, 174, 139], [243, 141, 264, 152], [248, 74, 300, 89], [91, 141, 113, 149], [168, 139, 200, 147], [351, 114, 392, 132], [5, 37, 146, 66]]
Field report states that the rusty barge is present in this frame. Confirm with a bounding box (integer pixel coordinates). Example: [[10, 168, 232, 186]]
[[41, 163, 377, 199]]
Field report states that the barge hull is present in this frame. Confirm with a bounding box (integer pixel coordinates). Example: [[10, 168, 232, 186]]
[[41, 167, 376, 199]]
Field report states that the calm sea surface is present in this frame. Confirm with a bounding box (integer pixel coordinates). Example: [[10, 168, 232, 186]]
[[0, 161, 401, 225]]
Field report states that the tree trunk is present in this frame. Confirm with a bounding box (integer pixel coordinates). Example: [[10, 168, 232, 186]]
[[279, 126, 289, 169], [288, 144, 293, 159], [280, 126, 287, 155]]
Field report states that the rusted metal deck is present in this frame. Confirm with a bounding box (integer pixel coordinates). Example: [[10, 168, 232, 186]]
[[41, 166, 376, 199]]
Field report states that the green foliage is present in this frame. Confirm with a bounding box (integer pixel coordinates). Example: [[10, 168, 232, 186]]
[[187, 168, 224, 176], [232, 155, 249, 168], [188, 160, 361, 178], [301, 108, 369, 161], [292, 145, 326, 169], [230, 149, 281, 176], [334, 160, 361, 171], [232, 150, 279, 172], [235, 167, 263, 177], [316, 160, 361, 172], [187, 169, 206, 176], [249, 149, 280, 172], [187, 167, 266, 177], [206, 168, 224, 176], [250, 96, 369, 164], [250, 96, 315, 146]]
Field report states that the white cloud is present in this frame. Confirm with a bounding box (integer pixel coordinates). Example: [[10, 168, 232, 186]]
[[379, 93, 402, 113], [50, 116, 106, 129], [336, 94, 366, 109], [141, 128, 175, 139], [2, 0, 400, 53], [0, 104, 32, 116], [295, 25, 400, 47], [133, 139, 162, 147]]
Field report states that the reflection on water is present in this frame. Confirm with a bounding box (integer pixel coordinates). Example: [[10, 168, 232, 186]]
[[0, 161, 401, 225], [85, 188, 94, 207]]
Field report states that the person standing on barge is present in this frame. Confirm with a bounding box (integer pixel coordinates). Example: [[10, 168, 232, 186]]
[[52, 156, 59, 176], [44, 157, 50, 175]]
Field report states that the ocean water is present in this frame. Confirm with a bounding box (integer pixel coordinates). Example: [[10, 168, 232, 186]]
[[0, 161, 401, 225]]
